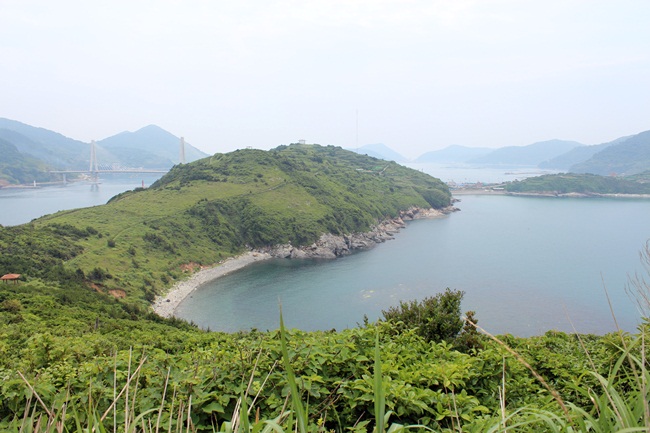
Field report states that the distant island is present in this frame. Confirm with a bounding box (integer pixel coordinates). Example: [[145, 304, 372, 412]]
[[450, 171, 650, 197], [503, 172, 650, 196]]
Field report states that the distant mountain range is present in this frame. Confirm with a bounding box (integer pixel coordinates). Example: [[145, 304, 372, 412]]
[[0, 118, 208, 185], [349, 143, 409, 162], [468, 139, 583, 166], [0, 136, 53, 185], [3, 116, 649, 185], [97, 125, 207, 168], [362, 131, 650, 178], [415, 145, 492, 164], [570, 131, 650, 176], [0, 118, 89, 169]]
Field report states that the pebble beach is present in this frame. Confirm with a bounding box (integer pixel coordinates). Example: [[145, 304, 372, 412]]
[[152, 251, 272, 318]]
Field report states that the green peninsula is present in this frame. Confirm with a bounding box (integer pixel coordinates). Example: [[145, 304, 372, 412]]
[[7, 143, 450, 305]]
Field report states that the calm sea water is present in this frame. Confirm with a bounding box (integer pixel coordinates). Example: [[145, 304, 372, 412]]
[[176, 195, 650, 336], [0, 174, 163, 226]]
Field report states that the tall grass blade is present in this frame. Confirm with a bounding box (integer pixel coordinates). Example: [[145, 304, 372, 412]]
[[373, 329, 385, 433], [239, 394, 251, 433], [279, 309, 308, 433]]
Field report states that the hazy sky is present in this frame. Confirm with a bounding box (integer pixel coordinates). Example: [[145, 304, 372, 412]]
[[2, 1, 649, 159]]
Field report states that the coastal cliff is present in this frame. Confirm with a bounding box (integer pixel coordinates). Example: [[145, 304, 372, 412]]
[[261, 206, 457, 259]]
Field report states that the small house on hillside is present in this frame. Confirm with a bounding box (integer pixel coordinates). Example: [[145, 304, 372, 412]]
[[1, 274, 21, 284]]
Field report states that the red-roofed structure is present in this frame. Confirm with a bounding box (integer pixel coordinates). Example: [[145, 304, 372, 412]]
[[1, 274, 21, 284]]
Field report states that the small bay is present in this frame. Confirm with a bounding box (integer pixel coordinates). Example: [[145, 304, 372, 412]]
[[176, 195, 650, 336]]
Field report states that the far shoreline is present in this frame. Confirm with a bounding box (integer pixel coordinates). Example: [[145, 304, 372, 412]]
[[451, 188, 650, 199]]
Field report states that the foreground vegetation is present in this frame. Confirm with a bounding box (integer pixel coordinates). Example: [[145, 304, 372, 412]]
[[1, 144, 649, 431], [1, 280, 648, 432]]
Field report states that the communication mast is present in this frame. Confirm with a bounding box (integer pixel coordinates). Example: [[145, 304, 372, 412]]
[[179, 137, 186, 164]]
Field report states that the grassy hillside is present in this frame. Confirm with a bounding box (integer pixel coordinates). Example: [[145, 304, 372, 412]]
[[5, 143, 450, 305]]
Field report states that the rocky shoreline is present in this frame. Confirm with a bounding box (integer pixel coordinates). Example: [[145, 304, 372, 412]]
[[259, 206, 456, 260], [151, 206, 456, 318]]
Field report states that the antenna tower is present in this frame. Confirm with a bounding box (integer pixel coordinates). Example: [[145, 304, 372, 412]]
[[180, 137, 186, 164]]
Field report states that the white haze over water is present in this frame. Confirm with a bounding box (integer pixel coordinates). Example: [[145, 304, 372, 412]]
[[405, 163, 559, 185], [2, 1, 650, 158]]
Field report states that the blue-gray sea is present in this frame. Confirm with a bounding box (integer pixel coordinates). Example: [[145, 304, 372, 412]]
[[175, 194, 650, 336], [2, 165, 648, 336], [0, 174, 163, 226]]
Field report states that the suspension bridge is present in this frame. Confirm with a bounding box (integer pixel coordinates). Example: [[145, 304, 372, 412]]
[[50, 138, 187, 183]]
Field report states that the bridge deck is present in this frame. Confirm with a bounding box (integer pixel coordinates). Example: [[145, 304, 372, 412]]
[[50, 169, 168, 174]]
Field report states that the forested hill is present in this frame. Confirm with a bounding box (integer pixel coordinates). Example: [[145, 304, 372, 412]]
[[2, 143, 450, 306], [504, 172, 650, 195]]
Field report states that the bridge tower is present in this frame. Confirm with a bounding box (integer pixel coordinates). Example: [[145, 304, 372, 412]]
[[180, 137, 186, 164], [89, 140, 99, 183]]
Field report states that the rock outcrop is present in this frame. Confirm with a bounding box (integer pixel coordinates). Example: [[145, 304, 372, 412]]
[[259, 206, 457, 260]]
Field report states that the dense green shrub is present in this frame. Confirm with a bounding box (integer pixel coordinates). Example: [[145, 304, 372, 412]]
[[381, 288, 465, 343], [88, 267, 112, 281]]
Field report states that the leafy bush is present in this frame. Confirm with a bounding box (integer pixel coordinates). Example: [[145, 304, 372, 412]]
[[88, 267, 112, 281], [0, 299, 22, 313], [381, 288, 465, 343]]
